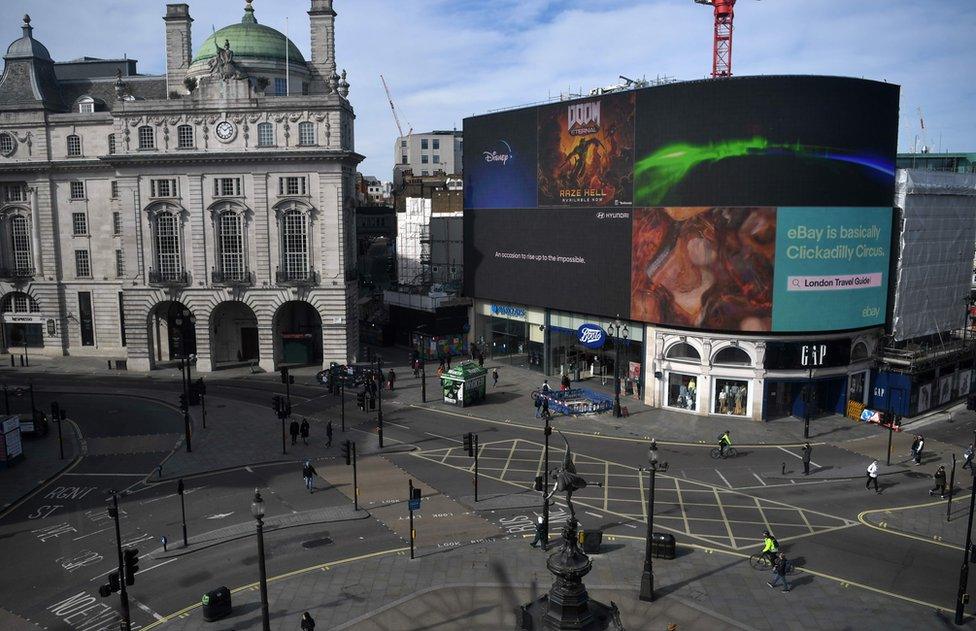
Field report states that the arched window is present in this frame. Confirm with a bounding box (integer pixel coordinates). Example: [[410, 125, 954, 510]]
[[280, 209, 308, 281], [298, 121, 315, 146], [138, 126, 155, 150], [107, 133, 116, 155], [0, 291, 39, 313], [77, 96, 95, 114], [257, 122, 274, 147], [0, 132, 15, 156], [154, 210, 182, 280], [177, 125, 194, 149], [666, 342, 701, 362], [216, 211, 245, 281], [713, 346, 751, 366], [851, 342, 869, 361], [66, 134, 81, 157]]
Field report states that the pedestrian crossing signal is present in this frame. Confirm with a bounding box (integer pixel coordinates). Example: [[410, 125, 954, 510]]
[[179, 394, 188, 413], [99, 570, 120, 597], [123, 548, 140, 586], [342, 440, 352, 466]]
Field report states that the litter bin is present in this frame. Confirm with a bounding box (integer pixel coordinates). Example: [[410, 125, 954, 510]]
[[651, 532, 676, 559], [202, 586, 232, 622], [580, 529, 603, 554]]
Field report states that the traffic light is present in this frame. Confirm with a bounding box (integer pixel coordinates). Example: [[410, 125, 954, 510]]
[[179, 393, 188, 413], [544, 424, 552, 436], [123, 548, 139, 586], [194, 378, 206, 397], [411, 486, 422, 501], [281, 368, 294, 385], [356, 390, 366, 410], [462, 432, 473, 457], [123, 549, 139, 586], [534, 475, 544, 491], [341, 440, 352, 465], [99, 571, 120, 597]]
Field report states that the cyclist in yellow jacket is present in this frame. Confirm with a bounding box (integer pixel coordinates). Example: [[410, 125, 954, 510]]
[[761, 530, 779, 565], [718, 430, 732, 457]]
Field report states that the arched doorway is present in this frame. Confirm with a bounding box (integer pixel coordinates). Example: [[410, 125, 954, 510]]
[[0, 291, 43, 351], [210, 301, 259, 366], [148, 300, 197, 363], [273, 301, 322, 367]]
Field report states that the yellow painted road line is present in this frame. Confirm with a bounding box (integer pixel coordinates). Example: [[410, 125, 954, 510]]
[[797, 507, 816, 535], [675, 478, 690, 535], [606, 533, 954, 613], [498, 440, 519, 481], [637, 464, 647, 521], [405, 403, 822, 449], [858, 497, 968, 552], [139, 546, 410, 630], [714, 488, 737, 549], [754, 497, 773, 535]]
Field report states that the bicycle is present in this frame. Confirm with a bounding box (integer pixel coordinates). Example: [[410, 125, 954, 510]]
[[749, 553, 794, 574], [710, 446, 738, 459]]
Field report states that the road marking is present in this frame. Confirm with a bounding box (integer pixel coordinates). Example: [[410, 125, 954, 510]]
[[245, 466, 254, 473], [0, 419, 84, 522], [714, 469, 732, 488], [777, 445, 820, 468], [62, 472, 146, 477], [754, 497, 773, 535], [139, 547, 410, 631], [499, 441, 518, 480], [72, 527, 110, 542], [858, 496, 969, 551], [425, 431, 461, 444], [388, 421, 410, 430], [674, 478, 690, 534], [405, 403, 821, 449], [136, 558, 178, 576], [797, 504, 816, 534], [133, 598, 165, 621], [205, 512, 234, 520], [585, 511, 604, 519], [713, 489, 737, 549], [751, 472, 767, 486], [604, 461, 610, 510]]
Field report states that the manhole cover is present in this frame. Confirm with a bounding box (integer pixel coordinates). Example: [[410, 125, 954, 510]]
[[302, 537, 334, 549]]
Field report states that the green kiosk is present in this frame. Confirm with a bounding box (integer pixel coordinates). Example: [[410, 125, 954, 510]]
[[441, 361, 487, 407]]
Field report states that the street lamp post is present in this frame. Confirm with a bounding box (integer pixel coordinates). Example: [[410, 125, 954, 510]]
[[251, 489, 271, 631], [610, 317, 629, 418], [177, 479, 188, 548], [954, 428, 976, 625], [803, 368, 812, 439], [639, 448, 668, 602], [339, 380, 345, 433], [376, 356, 384, 448], [541, 412, 552, 550], [421, 360, 427, 403]]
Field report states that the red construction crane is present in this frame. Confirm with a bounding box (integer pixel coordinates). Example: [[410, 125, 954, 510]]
[[694, 0, 738, 78]]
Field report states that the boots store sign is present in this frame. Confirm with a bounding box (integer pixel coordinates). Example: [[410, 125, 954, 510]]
[[577, 324, 607, 349]]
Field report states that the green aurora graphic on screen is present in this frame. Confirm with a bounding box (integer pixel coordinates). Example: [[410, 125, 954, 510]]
[[633, 137, 896, 205]]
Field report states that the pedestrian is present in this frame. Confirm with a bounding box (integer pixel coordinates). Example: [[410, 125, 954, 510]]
[[561, 374, 571, 391], [529, 516, 546, 549], [534, 394, 543, 418], [964, 444, 974, 470], [300, 417, 310, 446], [301, 611, 315, 631], [909, 435, 920, 462], [914, 435, 925, 465], [930, 465, 947, 498], [801, 442, 812, 476], [326, 420, 333, 448], [492, 367, 499, 387], [866, 460, 880, 493], [635, 378, 642, 399], [766, 552, 791, 592], [302, 459, 317, 493], [648, 439, 658, 465], [289, 418, 300, 445], [478, 352, 485, 367], [388, 368, 396, 391]]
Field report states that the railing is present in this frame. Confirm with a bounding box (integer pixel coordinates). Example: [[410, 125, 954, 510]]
[[275, 268, 319, 286], [211, 269, 254, 286], [148, 268, 189, 286], [0, 266, 34, 280]]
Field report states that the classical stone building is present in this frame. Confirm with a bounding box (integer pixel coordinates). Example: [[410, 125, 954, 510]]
[[0, 0, 362, 372]]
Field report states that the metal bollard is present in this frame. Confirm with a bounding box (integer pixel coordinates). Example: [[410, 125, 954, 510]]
[[156, 464, 163, 479], [20, 355, 25, 367], [9, 355, 13, 367], [781, 462, 786, 475], [161, 535, 168, 552]]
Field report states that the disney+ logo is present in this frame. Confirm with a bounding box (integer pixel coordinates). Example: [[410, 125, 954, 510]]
[[483, 140, 514, 166]]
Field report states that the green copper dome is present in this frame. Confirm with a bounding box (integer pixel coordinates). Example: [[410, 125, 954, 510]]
[[191, 1, 306, 65]]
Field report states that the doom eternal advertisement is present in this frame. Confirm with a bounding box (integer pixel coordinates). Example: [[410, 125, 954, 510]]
[[463, 75, 901, 334], [537, 91, 634, 207]]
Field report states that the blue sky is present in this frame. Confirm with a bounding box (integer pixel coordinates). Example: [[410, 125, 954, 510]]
[[3, 0, 973, 179]]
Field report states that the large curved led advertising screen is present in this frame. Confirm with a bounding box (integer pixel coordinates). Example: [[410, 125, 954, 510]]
[[463, 75, 900, 333]]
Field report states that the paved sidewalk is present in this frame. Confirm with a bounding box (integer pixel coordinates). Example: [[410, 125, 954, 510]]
[[861, 487, 976, 548], [149, 530, 947, 631], [0, 417, 80, 514]]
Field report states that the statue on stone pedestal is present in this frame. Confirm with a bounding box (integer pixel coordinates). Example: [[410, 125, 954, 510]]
[[208, 39, 245, 80]]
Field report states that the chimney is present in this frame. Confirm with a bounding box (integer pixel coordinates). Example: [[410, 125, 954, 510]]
[[307, 0, 336, 94], [164, 3, 193, 96]]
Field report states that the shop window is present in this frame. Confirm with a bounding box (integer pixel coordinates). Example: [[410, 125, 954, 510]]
[[667, 373, 697, 410], [713, 346, 751, 366], [666, 342, 700, 362], [849, 372, 866, 402], [714, 378, 748, 416]]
